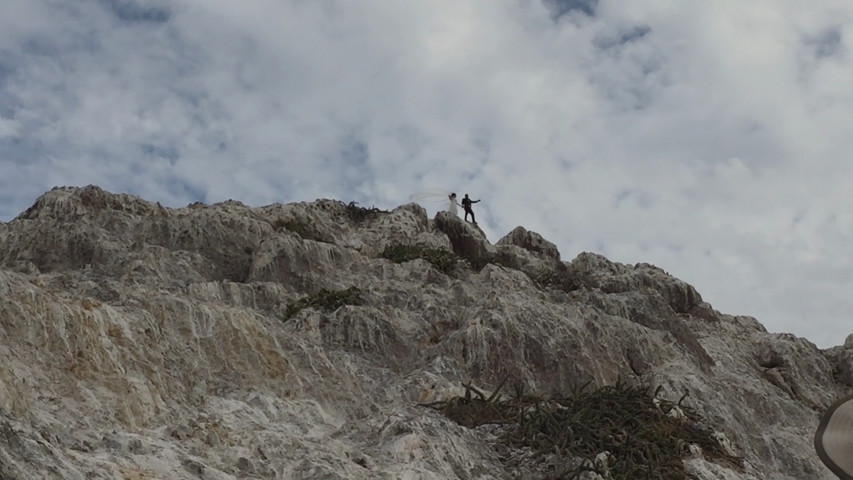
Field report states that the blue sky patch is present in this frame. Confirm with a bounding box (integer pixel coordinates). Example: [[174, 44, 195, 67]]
[[163, 177, 206, 203], [594, 26, 652, 50], [806, 28, 843, 59], [141, 144, 180, 165], [542, 0, 597, 19], [99, 0, 171, 24]]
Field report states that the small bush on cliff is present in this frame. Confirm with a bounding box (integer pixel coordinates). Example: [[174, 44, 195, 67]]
[[345, 201, 388, 223], [423, 380, 743, 479], [534, 269, 582, 293], [283, 286, 363, 319], [272, 217, 331, 243], [381, 244, 460, 275]]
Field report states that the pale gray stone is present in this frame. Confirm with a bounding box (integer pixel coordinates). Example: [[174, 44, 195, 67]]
[[206, 431, 221, 448]]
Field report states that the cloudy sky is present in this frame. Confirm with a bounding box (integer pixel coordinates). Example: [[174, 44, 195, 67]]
[[2, 0, 852, 347]]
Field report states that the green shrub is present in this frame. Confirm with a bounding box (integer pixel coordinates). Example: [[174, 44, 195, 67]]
[[381, 244, 460, 275], [283, 286, 363, 319], [423, 380, 743, 479]]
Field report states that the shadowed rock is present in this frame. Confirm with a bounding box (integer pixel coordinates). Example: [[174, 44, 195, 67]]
[[433, 211, 493, 261]]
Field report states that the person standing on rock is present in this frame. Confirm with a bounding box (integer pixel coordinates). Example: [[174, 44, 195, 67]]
[[448, 193, 460, 217], [461, 194, 480, 224]]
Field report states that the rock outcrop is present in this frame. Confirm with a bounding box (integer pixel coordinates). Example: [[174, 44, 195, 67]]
[[496, 225, 561, 261], [0, 185, 847, 479]]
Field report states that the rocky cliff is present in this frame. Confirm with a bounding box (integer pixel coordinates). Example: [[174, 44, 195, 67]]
[[0, 185, 850, 479]]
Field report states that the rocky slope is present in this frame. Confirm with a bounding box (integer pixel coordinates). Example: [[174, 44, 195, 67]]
[[0, 185, 850, 479]]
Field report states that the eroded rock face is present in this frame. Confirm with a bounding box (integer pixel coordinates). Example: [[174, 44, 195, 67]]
[[0, 185, 847, 479], [434, 211, 494, 262], [824, 335, 853, 388], [496, 226, 561, 261]]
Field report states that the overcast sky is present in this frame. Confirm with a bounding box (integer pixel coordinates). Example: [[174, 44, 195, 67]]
[[1, 0, 852, 348]]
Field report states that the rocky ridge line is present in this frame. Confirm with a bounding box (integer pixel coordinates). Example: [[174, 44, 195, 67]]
[[0, 185, 849, 479]]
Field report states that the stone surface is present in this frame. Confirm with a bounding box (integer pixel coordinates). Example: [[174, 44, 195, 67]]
[[0, 185, 848, 479], [496, 226, 561, 261]]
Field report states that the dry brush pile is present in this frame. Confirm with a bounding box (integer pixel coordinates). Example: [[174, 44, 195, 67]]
[[423, 380, 743, 480]]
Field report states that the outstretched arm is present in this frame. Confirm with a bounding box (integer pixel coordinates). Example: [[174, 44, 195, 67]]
[[473, 199, 481, 203]]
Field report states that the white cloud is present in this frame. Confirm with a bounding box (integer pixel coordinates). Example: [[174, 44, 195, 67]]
[[1, 0, 852, 347], [0, 116, 19, 138]]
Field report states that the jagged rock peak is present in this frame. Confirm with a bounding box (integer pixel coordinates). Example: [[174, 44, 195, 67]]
[[497, 225, 561, 261], [15, 185, 164, 220]]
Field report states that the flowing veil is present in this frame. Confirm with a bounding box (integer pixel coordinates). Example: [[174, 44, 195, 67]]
[[409, 189, 452, 206]]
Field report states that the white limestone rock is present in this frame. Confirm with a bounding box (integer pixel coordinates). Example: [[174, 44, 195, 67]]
[[0, 185, 848, 479]]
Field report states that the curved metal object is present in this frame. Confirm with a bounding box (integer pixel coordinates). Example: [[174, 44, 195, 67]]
[[815, 393, 853, 480]]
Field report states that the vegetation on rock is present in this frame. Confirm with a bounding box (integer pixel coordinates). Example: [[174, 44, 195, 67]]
[[423, 380, 743, 480], [283, 286, 364, 319], [381, 244, 461, 275], [534, 269, 583, 293], [344, 201, 388, 223], [272, 217, 331, 243], [467, 252, 519, 272]]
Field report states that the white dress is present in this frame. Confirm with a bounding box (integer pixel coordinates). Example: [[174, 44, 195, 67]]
[[448, 198, 458, 216]]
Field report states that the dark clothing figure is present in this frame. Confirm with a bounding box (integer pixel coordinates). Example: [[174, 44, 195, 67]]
[[461, 194, 480, 224]]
